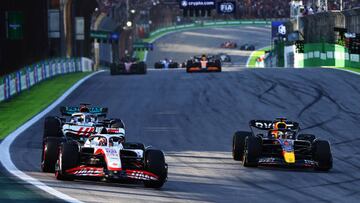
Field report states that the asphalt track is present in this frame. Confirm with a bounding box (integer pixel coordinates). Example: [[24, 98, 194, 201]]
[[8, 26, 360, 202]]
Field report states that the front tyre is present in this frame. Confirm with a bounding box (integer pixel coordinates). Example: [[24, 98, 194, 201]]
[[232, 131, 252, 161], [144, 149, 167, 188], [55, 142, 79, 181], [243, 136, 262, 167]]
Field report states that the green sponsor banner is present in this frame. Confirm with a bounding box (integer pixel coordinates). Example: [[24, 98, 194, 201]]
[[6, 11, 24, 40], [90, 30, 110, 39]]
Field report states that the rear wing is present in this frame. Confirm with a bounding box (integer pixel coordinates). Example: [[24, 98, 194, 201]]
[[249, 120, 300, 130], [60, 106, 108, 117]]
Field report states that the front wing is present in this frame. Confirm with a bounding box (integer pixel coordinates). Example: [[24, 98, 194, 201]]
[[65, 165, 159, 181]]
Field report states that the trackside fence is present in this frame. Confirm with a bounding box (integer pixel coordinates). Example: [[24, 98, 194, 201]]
[[0, 57, 93, 102]]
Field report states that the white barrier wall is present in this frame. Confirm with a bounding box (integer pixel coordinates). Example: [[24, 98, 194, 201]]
[[0, 57, 93, 102]]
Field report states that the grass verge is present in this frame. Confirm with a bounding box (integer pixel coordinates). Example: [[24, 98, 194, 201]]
[[0, 72, 90, 139], [247, 47, 271, 68]]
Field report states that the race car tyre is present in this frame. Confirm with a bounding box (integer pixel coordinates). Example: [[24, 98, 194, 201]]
[[41, 137, 61, 172], [312, 139, 333, 171], [170, 63, 179, 68], [233, 131, 252, 161], [154, 62, 162, 69], [43, 116, 62, 139], [298, 134, 316, 142], [55, 142, 79, 181], [243, 136, 262, 167], [110, 118, 125, 129], [138, 62, 147, 74], [110, 64, 116, 75], [144, 149, 167, 188]]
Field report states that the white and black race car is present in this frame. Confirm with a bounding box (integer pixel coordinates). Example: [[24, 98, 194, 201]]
[[41, 104, 125, 172], [54, 131, 167, 188], [154, 59, 179, 69]]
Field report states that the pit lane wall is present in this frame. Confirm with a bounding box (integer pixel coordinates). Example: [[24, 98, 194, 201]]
[[0, 57, 93, 102], [284, 43, 360, 68]]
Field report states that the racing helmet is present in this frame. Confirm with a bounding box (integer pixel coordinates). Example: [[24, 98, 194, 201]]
[[270, 122, 287, 139]]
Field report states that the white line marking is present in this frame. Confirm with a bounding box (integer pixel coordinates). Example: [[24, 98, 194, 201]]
[[0, 71, 104, 203]]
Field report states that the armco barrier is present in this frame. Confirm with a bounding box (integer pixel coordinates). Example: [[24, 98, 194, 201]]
[[284, 43, 360, 68], [0, 57, 93, 102]]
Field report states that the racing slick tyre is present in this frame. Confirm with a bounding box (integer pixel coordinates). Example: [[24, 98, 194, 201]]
[[169, 63, 179, 69], [154, 62, 163, 69], [144, 149, 167, 188], [312, 139, 333, 171], [55, 142, 79, 181], [298, 134, 316, 142], [243, 136, 262, 167], [110, 118, 125, 129], [41, 137, 61, 172], [138, 62, 147, 74], [43, 116, 62, 139], [233, 131, 252, 161]]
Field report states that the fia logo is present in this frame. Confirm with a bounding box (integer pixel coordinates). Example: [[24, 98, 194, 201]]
[[181, 0, 188, 7], [220, 3, 234, 13], [278, 25, 286, 35]]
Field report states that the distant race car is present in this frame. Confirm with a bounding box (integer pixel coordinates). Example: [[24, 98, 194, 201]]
[[41, 104, 125, 171], [220, 41, 237, 49], [110, 57, 147, 75], [232, 118, 333, 171], [239, 44, 255, 51], [214, 53, 231, 63], [154, 59, 179, 69], [185, 54, 222, 73]]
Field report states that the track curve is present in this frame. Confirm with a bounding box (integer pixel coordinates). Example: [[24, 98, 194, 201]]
[[8, 26, 360, 202]]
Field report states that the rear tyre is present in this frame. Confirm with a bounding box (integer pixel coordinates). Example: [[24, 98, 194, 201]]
[[298, 134, 316, 142], [232, 131, 252, 161], [144, 149, 167, 188], [110, 118, 125, 129], [154, 62, 162, 69], [243, 136, 262, 167], [138, 62, 147, 74], [313, 140, 332, 171], [43, 116, 62, 139], [41, 137, 61, 172], [55, 142, 79, 181]]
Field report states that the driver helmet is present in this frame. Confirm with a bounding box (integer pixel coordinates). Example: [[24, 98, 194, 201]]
[[271, 122, 287, 139], [98, 137, 107, 146]]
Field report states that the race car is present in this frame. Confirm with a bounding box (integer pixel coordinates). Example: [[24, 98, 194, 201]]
[[239, 44, 255, 51], [110, 57, 147, 75], [154, 59, 179, 69], [232, 118, 333, 171], [220, 41, 237, 49], [41, 104, 125, 173], [214, 53, 231, 63], [185, 54, 222, 73], [54, 130, 167, 188]]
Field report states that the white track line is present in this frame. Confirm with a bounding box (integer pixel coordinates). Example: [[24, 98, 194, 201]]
[[0, 70, 104, 203]]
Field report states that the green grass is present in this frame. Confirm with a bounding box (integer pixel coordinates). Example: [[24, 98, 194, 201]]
[[247, 47, 271, 68], [0, 72, 90, 139]]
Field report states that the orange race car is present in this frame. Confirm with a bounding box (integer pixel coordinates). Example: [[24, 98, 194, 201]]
[[185, 54, 222, 73]]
